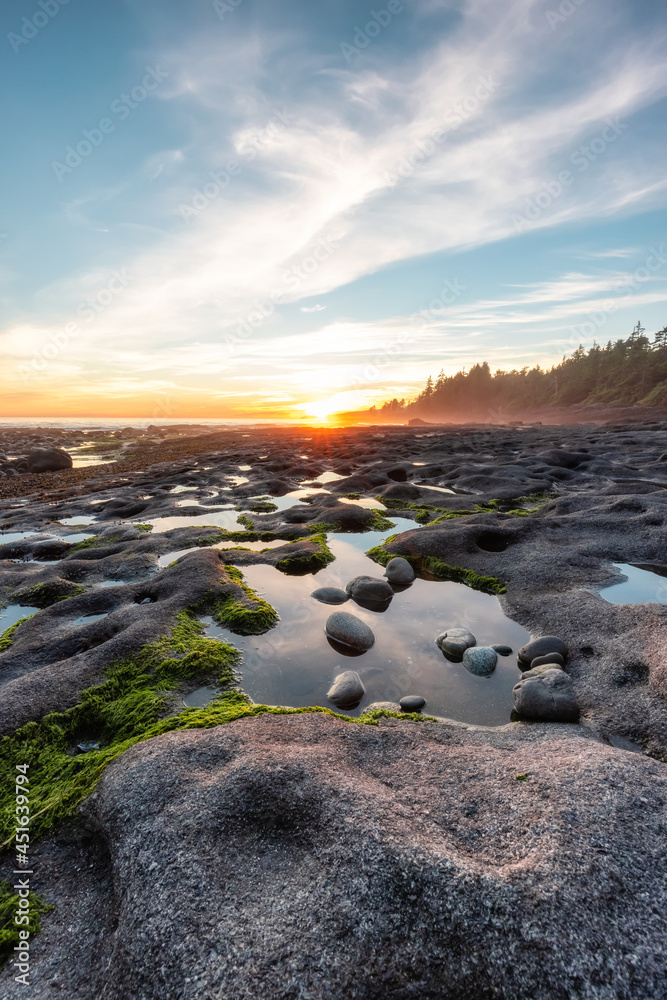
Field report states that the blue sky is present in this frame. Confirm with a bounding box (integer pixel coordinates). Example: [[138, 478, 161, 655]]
[[1, 0, 666, 417]]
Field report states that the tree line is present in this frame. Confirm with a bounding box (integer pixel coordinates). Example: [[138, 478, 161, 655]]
[[370, 322, 667, 421]]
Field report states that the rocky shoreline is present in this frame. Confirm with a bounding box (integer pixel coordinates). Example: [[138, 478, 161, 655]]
[[1, 420, 666, 998]]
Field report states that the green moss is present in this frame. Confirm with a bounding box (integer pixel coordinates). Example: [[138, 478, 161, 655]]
[[236, 500, 278, 513], [68, 533, 121, 553], [0, 612, 239, 848], [377, 493, 551, 527], [0, 643, 432, 854], [0, 880, 54, 968], [135, 524, 154, 532], [367, 511, 397, 531], [275, 532, 335, 575], [236, 514, 255, 530], [13, 582, 85, 609], [209, 566, 279, 635], [366, 545, 506, 595], [0, 615, 36, 653]]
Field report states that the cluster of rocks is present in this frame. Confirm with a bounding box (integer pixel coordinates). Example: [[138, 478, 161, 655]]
[[0, 446, 73, 477], [435, 626, 579, 722], [314, 557, 428, 712], [315, 555, 578, 723]]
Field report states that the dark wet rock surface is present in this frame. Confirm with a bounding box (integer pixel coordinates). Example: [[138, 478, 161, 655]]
[[3, 420, 667, 997]]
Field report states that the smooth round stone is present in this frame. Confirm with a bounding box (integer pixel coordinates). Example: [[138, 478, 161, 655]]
[[366, 701, 401, 713], [531, 652, 564, 669], [327, 670, 365, 709], [435, 627, 476, 660], [345, 575, 394, 604], [325, 612, 375, 652], [311, 586, 349, 605], [385, 557, 415, 585], [513, 667, 579, 722], [518, 635, 567, 667], [399, 695, 426, 713], [462, 646, 497, 676], [492, 644, 513, 656]]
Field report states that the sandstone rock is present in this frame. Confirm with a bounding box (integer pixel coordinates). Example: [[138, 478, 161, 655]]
[[327, 670, 365, 708], [513, 666, 580, 722], [54, 714, 666, 1000], [325, 611, 375, 651]]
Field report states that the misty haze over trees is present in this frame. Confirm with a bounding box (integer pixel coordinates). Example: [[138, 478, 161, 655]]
[[370, 322, 667, 422]]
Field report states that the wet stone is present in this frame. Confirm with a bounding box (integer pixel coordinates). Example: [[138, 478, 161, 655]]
[[518, 635, 568, 668], [325, 612, 375, 652], [492, 644, 513, 656], [513, 667, 580, 722], [462, 646, 497, 677], [327, 670, 365, 709], [531, 652, 565, 669], [345, 575, 394, 604], [399, 695, 426, 713], [311, 586, 349, 605], [385, 557, 415, 585], [435, 627, 476, 660]]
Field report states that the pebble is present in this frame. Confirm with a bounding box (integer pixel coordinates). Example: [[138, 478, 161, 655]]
[[311, 587, 349, 605], [462, 646, 497, 677], [345, 575, 394, 604], [518, 635, 568, 668], [530, 652, 565, 669], [492, 644, 513, 656], [385, 557, 415, 585], [435, 627, 476, 660], [327, 670, 365, 709], [325, 612, 375, 651], [513, 667, 579, 722], [399, 695, 426, 713], [366, 701, 402, 713]]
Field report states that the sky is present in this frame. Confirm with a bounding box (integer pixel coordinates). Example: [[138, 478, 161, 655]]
[[1, 0, 666, 420]]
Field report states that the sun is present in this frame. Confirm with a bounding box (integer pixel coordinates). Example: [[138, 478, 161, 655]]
[[301, 399, 337, 422]]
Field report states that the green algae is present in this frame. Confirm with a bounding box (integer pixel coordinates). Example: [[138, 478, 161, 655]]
[[210, 566, 279, 635], [12, 581, 86, 609], [0, 880, 54, 968], [0, 653, 432, 856], [366, 545, 506, 595], [0, 615, 36, 653], [274, 531, 335, 575]]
